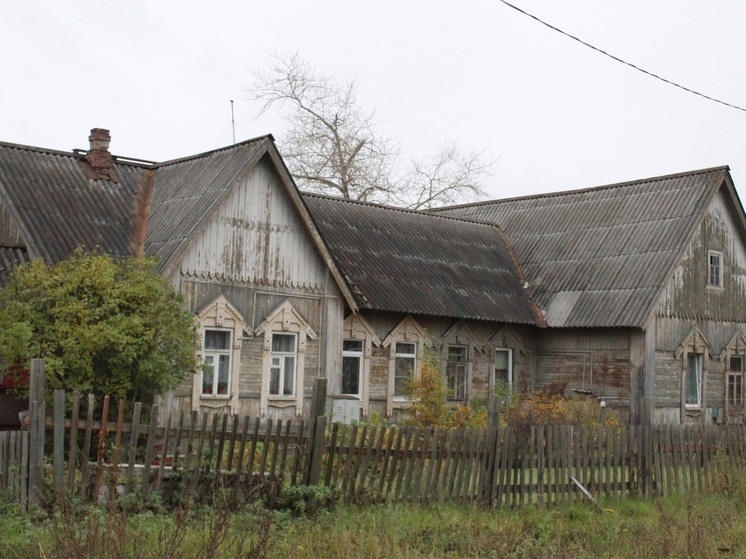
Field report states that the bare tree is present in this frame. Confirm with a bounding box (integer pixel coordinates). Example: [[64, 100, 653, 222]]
[[248, 52, 493, 209]]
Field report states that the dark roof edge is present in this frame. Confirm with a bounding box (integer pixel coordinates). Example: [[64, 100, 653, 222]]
[[301, 191, 516, 229], [0, 140, 156, 167], [434, 165, 732, 211], [154, 134, 275, 168]]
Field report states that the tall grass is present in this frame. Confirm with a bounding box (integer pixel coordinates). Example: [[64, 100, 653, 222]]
[[3, 459, 746, 559]]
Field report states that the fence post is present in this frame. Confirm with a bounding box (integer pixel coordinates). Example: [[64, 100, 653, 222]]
[[639, 398, 653, 498], [480, 395, 500, 501], [304, 378, 327, 485], [27, 359, 46, 509], [53, 390, 65, 495]]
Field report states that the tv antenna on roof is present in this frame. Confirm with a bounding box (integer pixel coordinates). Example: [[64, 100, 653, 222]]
[[230, 100, 236, 145]]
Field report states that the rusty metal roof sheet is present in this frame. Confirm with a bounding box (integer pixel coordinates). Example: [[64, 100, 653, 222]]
[[304, 194, 540, 324], [0, 141, 142, 263], [438, 167, 731, 328]]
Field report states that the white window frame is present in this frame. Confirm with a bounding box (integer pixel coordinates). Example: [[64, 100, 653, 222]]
[[341, 339, 364, 398], [685, 352, 703, 408], [269, 333, 298, 397], [255, 300, 317, 416], [493, 348, 513, 395], [445, 345, 467, 401], [382, 315, 426, 416], [341, 314, 381, 417], [201, 328, 233, 398], [193, 295, 246, 414], [727, 354, 744, 409], [394, 342, 417, 399], [708, 250, 723, 289]]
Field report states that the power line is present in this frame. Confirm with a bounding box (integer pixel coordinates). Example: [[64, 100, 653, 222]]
[[498, 0, 746, 113]]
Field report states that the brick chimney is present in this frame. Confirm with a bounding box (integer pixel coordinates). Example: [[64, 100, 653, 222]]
[[86, 128, 112, 172]]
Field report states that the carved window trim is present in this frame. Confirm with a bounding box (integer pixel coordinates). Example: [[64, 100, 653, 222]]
[[255, 300, 317, 416], [194, 295, 247, 414], [342, 314, 381, 417], [382, 315, 427, 416]]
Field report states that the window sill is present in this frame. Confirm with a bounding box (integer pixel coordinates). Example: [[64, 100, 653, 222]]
[[200, 394, 231, 400], [706, 285, 724, 291]]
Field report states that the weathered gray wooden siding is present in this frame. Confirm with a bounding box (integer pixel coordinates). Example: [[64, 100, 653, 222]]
[[359, 312, 531, 420], [652, 187, 746, 423], [178, 158, 330, 289], [164, 158, 345, 420], [657, 187, 746, 321], [525, 328, 632, 415]]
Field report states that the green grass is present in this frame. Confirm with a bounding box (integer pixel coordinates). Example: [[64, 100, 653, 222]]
[[3, 482, 746, 558]]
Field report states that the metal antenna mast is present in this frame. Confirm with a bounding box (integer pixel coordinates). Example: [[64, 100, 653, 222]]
[[230, 100, 236, 144]]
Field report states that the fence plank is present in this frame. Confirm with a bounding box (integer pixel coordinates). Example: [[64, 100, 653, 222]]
[[140, 404, 160, 500]]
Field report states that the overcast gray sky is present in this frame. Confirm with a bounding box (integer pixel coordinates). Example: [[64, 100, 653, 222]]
[[3, 0, 746, 201]]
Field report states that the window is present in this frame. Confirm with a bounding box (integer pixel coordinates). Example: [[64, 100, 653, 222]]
[[708, 251, 723, 288], [685, 353, 703, 407], [494, 349, 513, 393], [342, 339, 364, 396], [270, 333, 297, 396], [394, 342, 417, 398], [728, 355, 744, 408], [446, 345, 467, 400], [202, 329, 232, 396]]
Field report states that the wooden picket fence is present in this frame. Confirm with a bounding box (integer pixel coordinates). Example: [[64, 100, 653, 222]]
[[3, 386, 746, 510]]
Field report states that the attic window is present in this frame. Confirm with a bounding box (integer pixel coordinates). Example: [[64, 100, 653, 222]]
[[708, 251, 723, 288]]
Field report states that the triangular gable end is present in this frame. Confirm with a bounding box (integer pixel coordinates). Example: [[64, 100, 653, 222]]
[[255, 299, 317, 346], [382, 315, 428, 348], [483, 324, 527, 356], [196, 294, 250, 341], [344, 314, 382, 347], [674, 327, 713, 359], [439, 319, 480, 349], [719, 331, 746, 360]]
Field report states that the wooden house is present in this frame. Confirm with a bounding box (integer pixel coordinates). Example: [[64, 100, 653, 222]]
[[2, 128, 745, 425], [439, 167, 746, 424]]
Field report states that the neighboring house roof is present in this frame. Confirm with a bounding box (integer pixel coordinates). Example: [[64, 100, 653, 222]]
[[303, 193, 542, 325], [0, 141, 143, 262], [437, 167, 738, 328]]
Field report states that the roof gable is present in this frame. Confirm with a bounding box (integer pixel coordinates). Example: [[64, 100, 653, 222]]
[[438, 167, 733, 328]]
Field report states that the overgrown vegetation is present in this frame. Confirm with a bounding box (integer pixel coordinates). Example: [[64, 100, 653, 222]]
[[0, 251, 200, 406], [4, 462, 746, 559]]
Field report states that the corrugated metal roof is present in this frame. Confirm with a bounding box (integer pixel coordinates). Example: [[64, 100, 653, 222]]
[[0, 141, 142, 262], [437, 167, 729, 328], [304, 194, 540, 324]]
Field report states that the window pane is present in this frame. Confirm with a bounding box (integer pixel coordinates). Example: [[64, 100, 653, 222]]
[[283, 356, 295, 395], [730, 356, 743, 373], [343, 340, 363, 352], [394, 356, 415, 396], [202, 357, 214, 394], [342, 355, 361, 395], [217, 355, 230, 394], [272, 334, 296, 353], [396, 342, 416, 355], [686, 354, 702, 406], [270, 367, 280, 395], [204, 329, 231, 350], [448, 346, 466, 362]]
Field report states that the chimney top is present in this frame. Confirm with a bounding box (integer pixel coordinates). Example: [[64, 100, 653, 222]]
[[86, 127, 113, 176]]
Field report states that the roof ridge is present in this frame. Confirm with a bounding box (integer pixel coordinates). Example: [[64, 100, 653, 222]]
[[302, 191, 509, 229], [0, 140, 154, 168], [437, 165, 730, 211], [154, 134, 274, 168]]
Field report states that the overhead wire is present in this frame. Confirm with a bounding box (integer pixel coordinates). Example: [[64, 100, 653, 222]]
[[498, 0, 746, 113]]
